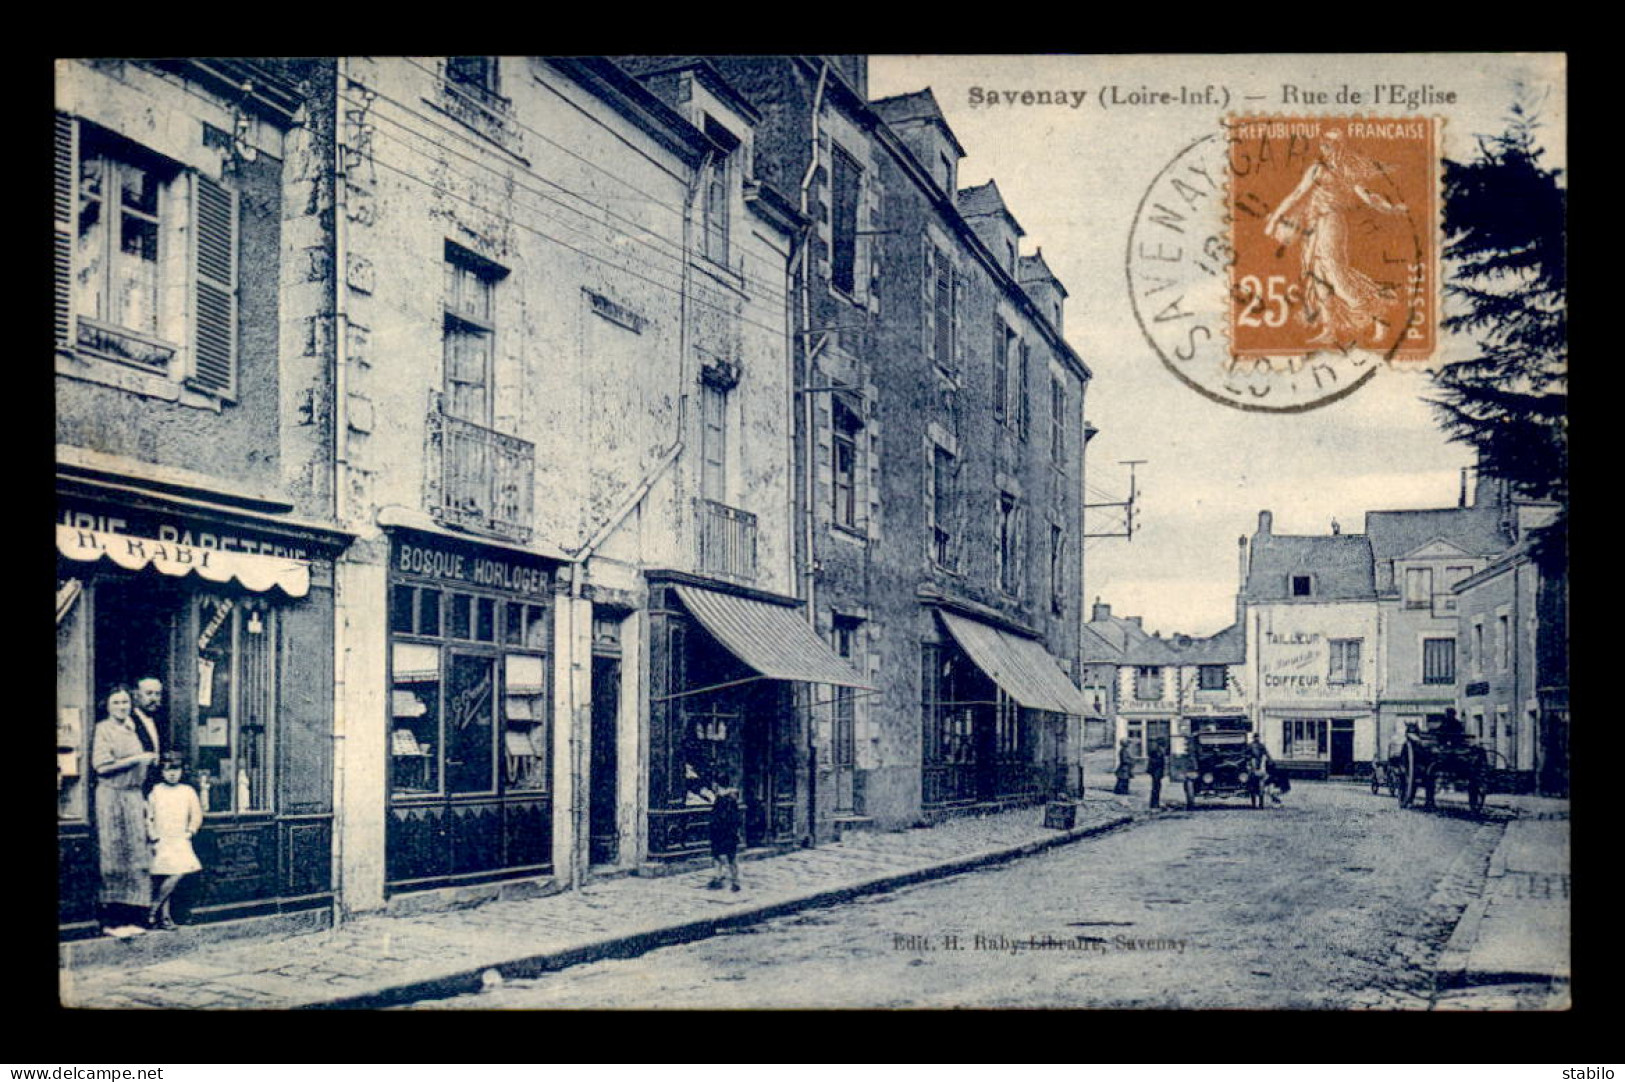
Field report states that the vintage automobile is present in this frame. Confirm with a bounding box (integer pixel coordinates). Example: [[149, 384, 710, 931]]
[[1171, 731, 1272, 809]]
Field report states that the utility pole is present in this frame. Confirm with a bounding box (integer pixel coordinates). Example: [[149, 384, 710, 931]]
[[1085, 460, 1145, 540]]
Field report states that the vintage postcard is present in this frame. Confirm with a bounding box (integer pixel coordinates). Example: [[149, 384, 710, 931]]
[[53, 53, 1566, 1013]]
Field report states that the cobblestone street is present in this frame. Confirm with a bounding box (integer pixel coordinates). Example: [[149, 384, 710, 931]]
[[420, 781, 1513, 1009]]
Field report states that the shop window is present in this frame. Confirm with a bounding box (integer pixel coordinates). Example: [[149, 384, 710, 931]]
[[56, 578, 91, 822], [503, 653, 549, 791], [392, 581, 550, 800], [1282, 718, 1328, 758], [683, 702, 741, 807], [502, 600, 551, 650], [1125, 719, 1145, 760], [193, 595, 274, 814], [391, 642, 442, 796]]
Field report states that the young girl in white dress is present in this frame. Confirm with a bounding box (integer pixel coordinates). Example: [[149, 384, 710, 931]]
[[147, 754, 204, 930]]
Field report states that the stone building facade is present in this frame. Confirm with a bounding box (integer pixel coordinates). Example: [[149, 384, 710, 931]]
[[55, 59, 348, 937], [623, 58, 1094, 833]]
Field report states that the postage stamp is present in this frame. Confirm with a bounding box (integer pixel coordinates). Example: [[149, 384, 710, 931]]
[[1229, 115, 1438, 363], [1127, 114, 1440, 412]]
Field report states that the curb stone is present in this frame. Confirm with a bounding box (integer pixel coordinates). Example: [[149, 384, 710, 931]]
[[317, 812, 1137, 1009]]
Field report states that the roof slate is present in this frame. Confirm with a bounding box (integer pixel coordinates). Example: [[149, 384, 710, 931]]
[[1079, 616, 1241, 666], [1243, 533, 1377, 601], [1365, 504, 1512, 592], [955, 180, 1026, 235]]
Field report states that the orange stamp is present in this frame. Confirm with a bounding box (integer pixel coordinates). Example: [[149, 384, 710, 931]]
[[1228, 116, 1438, 363]]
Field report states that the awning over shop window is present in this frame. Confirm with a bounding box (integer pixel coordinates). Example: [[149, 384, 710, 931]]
[[674, 585, 873, 689], [56, 525, 311, 598], [938, 610, 1091, 716]]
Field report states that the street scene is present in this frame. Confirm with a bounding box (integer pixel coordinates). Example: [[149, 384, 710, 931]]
[[54, 54, 1566, 1012], [426, 782, 1543, 1011]]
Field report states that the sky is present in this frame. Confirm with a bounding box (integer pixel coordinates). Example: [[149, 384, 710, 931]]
[[868, 54, 1566, 636]]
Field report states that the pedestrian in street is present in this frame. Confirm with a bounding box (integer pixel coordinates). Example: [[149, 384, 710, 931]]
[[1245, 733, 1280, 807], [147, 753, 204, 930], [1114, 739, 1134, 795], [708, 771, 743, 892], [1146, 741, 1166, 808], [92, 685, 156, 936]]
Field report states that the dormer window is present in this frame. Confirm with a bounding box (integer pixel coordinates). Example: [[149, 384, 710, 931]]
[[703, 117, 739, 269], [1291, 575, 1313, 597]]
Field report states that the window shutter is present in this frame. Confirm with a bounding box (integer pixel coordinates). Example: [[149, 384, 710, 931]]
[[1018, 342, 1031, 440], [865, 173, 883, 314], [921, 238, 935, 361], [952, 271, 964, 375], [54, 113, 76, 351], [190, 173, 238, 397]]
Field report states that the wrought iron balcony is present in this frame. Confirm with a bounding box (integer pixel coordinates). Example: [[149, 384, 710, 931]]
[[425, 394, 534, 544], [694, 497, 757, 583]]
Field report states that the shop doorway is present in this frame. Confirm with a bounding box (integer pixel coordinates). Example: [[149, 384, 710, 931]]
[[588, 655, 619, 867], [92, 575, 183, 727], [1330, 719, 1356, 775]]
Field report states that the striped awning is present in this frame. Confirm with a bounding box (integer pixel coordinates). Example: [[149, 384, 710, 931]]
[[674, 585, 873, 689], [938, 610, 1091, 716], [57, 524, 310, 598]]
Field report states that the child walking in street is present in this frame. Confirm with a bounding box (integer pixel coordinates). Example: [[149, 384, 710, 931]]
[[147, 754, 203, 930], [707, 771, 743, 893]]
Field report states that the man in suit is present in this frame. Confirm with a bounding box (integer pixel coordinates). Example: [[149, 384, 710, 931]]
[[1146, 741, 1166, 809], [133, 677, 166, 790]]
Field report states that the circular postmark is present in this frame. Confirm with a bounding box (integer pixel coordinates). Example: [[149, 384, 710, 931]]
[[1127, 118, 1436, 413]]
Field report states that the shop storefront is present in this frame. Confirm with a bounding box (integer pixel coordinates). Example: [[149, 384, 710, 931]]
[[645, 575, 867, 861], [56, 494, 346, 939], [1264, 713, 1371, 778], [384, 530, 559, 893], [920, 608, 1087, 813]]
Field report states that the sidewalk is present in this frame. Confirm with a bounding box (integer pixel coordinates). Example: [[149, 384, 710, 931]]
[[1435, 792, 1570, 1011], [59, 791, 1138, 1010]]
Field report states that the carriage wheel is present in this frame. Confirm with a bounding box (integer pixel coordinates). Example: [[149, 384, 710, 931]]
[[1184, 779, 1196, 810], [1399, 744, 1419, 808]]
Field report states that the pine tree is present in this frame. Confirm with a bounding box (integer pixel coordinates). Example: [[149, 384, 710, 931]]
[[1430, 91, 1567, 504]]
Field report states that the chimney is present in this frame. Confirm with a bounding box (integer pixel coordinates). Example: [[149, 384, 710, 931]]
[[1331, 519, 1341, 535], [1258, 510, 1273, 535], [1127, 616, 1142, 629], [1091, 599, 1111, 622]]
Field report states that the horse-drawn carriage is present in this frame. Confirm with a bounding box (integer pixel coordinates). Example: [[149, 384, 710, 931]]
[[1373, 726, 1490, 812]]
